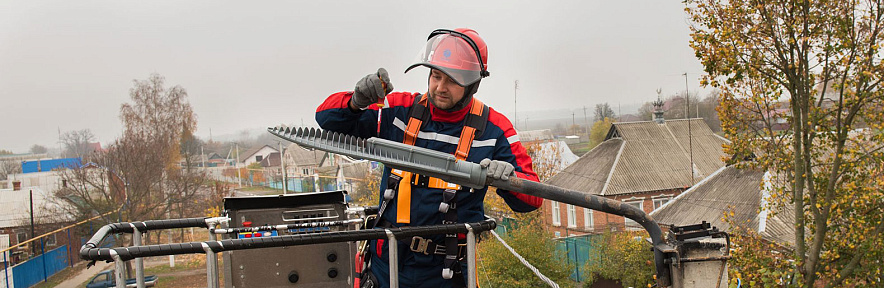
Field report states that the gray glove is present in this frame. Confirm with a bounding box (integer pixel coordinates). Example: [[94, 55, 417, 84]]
[[480, 159, 515, 181], [352, 68, 394, 109]]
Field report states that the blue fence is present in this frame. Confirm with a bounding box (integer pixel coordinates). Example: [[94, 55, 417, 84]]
[[555, 235, 597, 282], [10, 245, 68, 288]]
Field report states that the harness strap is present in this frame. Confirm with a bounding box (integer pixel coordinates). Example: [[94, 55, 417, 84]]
[[402, 94, 429, 146], [454, 98, 486, 161]]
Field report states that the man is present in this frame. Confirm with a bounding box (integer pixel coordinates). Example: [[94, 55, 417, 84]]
[[316, 28, 542, 287]]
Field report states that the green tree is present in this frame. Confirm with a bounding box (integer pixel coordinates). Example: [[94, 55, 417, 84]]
[[589, 117, 614, 147], [352, 164, 382, 207], [583, 231, 655, 288], [687, 1, 884, 287], [478, 218, 575, 288]]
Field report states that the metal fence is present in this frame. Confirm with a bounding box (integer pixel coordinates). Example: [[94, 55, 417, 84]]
[[555, 234, 597, 282]]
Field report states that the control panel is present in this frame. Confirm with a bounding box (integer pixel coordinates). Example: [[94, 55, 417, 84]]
[[222, 191, 356, 288]]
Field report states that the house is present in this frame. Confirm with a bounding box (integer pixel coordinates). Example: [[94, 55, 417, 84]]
[[0, 185, 76, 266], [542, 116, 728, 237], [239, 145, 279, 166], [650, 166, 795, 246], [335, 160, 371, 197], [284, 143, 328, 177], [518, 129, 556, 144]]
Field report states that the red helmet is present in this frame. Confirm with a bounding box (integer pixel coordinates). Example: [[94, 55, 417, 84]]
[[405, 28, 489, 87]]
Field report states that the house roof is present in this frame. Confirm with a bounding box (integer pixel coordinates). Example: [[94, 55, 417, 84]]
[[286, 144, 326, 167], [650, 166, 795, 246], [547, 118, 727, 196], [545, 139, 623, 194], [259, 152, 281, 167], [518, 129, 555, 143], [0, 187, 64, 228], [341, 161, 370, 180], [238, 145, 277, 163]]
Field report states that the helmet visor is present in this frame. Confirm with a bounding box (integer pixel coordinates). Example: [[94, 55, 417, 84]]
[[405, 33, 483, 87]]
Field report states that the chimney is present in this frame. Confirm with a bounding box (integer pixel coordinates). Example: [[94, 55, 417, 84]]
[[12, 180, 21, 191], [653, 89, 665, 124]]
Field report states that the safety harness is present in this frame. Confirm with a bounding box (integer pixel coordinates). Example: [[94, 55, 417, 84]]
[[375, 93, 489, 284]]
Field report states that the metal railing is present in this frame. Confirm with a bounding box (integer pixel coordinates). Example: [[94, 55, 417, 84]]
[[79, 216, 496, 288]]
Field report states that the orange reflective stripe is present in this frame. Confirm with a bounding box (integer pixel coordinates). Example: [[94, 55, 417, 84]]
[[396, 171, 413, 224], [426, 177, 461, 190]]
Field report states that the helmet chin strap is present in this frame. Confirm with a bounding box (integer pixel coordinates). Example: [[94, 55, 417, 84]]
[[445, 80, 480, 112]]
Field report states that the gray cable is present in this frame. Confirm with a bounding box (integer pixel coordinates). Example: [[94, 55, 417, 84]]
[[489, 230, 560, 288]]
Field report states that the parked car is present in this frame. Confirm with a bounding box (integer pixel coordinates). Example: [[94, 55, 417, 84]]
[[86, 270, 157, 288]]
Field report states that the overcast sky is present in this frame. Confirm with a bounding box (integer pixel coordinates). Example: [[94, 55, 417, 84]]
[[0, 0, 708, 153]]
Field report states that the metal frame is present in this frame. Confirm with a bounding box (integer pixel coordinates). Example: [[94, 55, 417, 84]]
[[80, 217, 495, 288]]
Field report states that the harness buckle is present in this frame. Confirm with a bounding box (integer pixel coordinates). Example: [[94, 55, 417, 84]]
[[410, 236, 431, 255]]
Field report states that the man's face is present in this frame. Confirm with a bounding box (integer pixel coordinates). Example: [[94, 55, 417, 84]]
[[428, 69, 465, 110]]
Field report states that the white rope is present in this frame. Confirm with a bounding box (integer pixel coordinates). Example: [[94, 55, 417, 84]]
[[489, 230, 560, 288]]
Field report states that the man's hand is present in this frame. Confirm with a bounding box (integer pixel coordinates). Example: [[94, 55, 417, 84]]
[[350, 68, 394, 110], [480, 159, 515, 181]]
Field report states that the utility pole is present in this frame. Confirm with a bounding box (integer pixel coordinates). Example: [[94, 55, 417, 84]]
[[684, 73, 694, 186], [200, 146, 206, 169], [572, 112, 576, 134], [30, 189, 35, 255], [279, 142, 287, 194], [583, 106, 589, 136], [236, 143, 242, 188]]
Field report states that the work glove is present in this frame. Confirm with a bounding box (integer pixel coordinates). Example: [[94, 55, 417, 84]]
[[351, 68, 394, 110], [480, 159, 515, 181]]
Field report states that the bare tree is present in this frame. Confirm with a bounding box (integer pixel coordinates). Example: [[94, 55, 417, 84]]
[[60, 129, 96, 159], [55, 74, 205, 231], [593, 103, 616, 122], [29, 145, 48, 154], [0, 160, 21, 181]]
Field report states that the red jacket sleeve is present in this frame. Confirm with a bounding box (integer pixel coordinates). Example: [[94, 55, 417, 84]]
[[487, 108, 544, 212]]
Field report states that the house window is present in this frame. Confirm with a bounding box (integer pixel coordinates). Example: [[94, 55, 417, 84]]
[[16, 232, 27, 244], [624, 200, 644, 230], [566, 204, 576, 228], [255, 155, 263, 162], [554, 231, 561, 238], [302, 168, 310, 175], [584, 208, 593, 230], [46, 234, 56, 246], [551, 201, 561, 226], [653, 197, 671, 210]]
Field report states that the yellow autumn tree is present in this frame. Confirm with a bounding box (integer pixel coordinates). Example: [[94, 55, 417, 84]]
[[687, 1, 884, 287]]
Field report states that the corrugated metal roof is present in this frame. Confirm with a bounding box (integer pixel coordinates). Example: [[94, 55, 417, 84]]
[[547, 119, 726, 196], [286, 144, 325, 167], [651, 166, 762, 232], [546, 139, 623, 194], [604, 119, 727, 195], [650, 166, 795, 246]]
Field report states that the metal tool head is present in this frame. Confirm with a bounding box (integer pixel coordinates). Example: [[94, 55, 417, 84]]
[[267, 126, 487, 189]]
